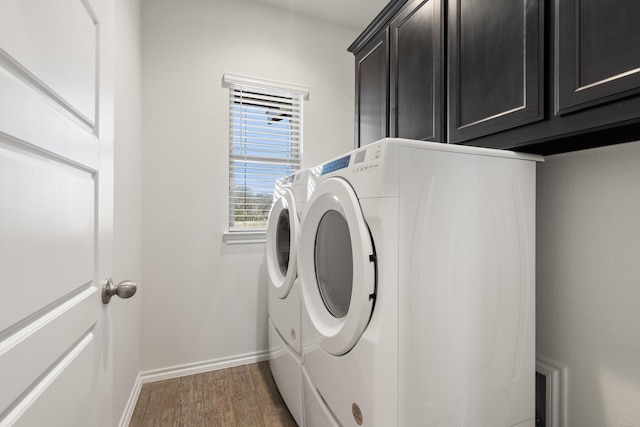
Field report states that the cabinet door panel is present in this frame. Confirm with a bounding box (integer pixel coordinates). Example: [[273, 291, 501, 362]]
[[448, 0, 543, 143], [355, 29, 389, 147], [390, 0, 444, 142], [556, 0, 640, 114]]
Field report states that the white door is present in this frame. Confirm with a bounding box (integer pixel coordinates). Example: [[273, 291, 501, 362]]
[[266, 187, 300, 299], [298, 177, 376, 356], [0, 0, 115, 425]]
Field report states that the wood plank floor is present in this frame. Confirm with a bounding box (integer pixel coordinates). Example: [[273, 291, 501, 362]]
[[129, 362, 298, 427]]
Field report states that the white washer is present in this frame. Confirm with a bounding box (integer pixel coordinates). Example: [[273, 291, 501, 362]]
[[299, 138, 542, 427], [266, 167, 317, 426]]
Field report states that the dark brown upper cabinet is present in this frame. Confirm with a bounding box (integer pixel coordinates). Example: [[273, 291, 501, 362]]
[[390, 0, 444, 142], [355, 29, 389, 147], [556, 0, 640, 115], [350, 0, 443, 147], [447, 0, 544, 143], [352, 0, 640, 155]]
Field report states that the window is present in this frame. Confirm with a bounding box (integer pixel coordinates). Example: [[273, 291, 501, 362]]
[[223, 73, 307, 237]]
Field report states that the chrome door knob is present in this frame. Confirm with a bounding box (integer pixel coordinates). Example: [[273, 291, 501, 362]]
[[102, 278, 137, 304]]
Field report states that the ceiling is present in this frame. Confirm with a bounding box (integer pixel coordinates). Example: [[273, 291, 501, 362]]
[[250, 0, 390, 31]]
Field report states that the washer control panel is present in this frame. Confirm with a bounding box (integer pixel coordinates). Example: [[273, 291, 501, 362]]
[[321, 155, 351, 175], [352, 143, 382, 174], [320, 141, 385, 176]]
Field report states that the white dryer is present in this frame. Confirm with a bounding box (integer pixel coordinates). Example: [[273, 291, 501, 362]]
[[299, 138, 542, 427], [266, 167, 317, 426]]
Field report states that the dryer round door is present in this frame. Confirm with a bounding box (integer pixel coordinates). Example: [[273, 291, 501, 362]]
[[266, 187, 300, 299], [299, 177, 376, 355]]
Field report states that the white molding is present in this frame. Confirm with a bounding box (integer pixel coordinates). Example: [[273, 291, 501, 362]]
[[117, 374, 143, 427], [223, 230, 266, 245], [139, 349, 270, 384], [536, 355, 568, 427], [222, 72, 309, 100]]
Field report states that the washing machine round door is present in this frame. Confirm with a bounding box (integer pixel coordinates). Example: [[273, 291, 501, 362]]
[[266, 187, 299, 299], [299, 177, 376, 355]]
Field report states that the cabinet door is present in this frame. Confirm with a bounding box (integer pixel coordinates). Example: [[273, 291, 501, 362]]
[[355, 29, 389, 147], [390, 0, 444, 142], [556, 0, 640, 115], [448, 0, 543, 143]]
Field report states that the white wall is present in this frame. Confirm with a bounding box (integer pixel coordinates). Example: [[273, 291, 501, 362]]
[[537, 140, 640, 426], [113, 0, 142, 422], [141, 0, 358, 371]]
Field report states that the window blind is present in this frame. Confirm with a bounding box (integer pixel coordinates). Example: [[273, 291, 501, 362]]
[[226, 77, 305, 231]]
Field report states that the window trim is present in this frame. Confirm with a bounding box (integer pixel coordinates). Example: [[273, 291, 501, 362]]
[[223, 73, 308, 243], [222, 73, 309, 100]]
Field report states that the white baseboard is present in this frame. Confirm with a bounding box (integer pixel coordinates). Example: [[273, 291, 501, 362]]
[[118, 349, 270, 427], [118, 374, 143, 427], [139, 349, 271, 383]]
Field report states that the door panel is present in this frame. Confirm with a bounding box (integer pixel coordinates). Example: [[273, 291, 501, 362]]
[[390, 0, 444, 142], [0, 0, 97, 123], [0, 0, 113, 425], [0, 148, 95, 331], [0, 287, 97, 413], [556, 0, 640, 114], [0, 66, 97, 168], [355, 29, 389, 147], [6, 334, 97, 427], [448, 0, 543, 142]]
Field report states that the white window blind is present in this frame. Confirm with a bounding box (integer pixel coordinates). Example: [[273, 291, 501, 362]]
[[225, 74, 306, 231]]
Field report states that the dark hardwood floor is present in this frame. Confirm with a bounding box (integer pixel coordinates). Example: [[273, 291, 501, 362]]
[[129, 361, 298, 427]]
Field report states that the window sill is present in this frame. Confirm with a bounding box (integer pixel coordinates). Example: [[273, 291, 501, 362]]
[[223, 230, 266, 245]]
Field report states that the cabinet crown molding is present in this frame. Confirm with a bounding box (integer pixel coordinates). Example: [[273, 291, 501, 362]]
[[348, 0, 409, 54]]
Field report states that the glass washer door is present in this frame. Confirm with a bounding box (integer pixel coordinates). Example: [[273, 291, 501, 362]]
[[266, 187, 299, 299], [315, 210, 353, 318], [299, 177, 376, 356]]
